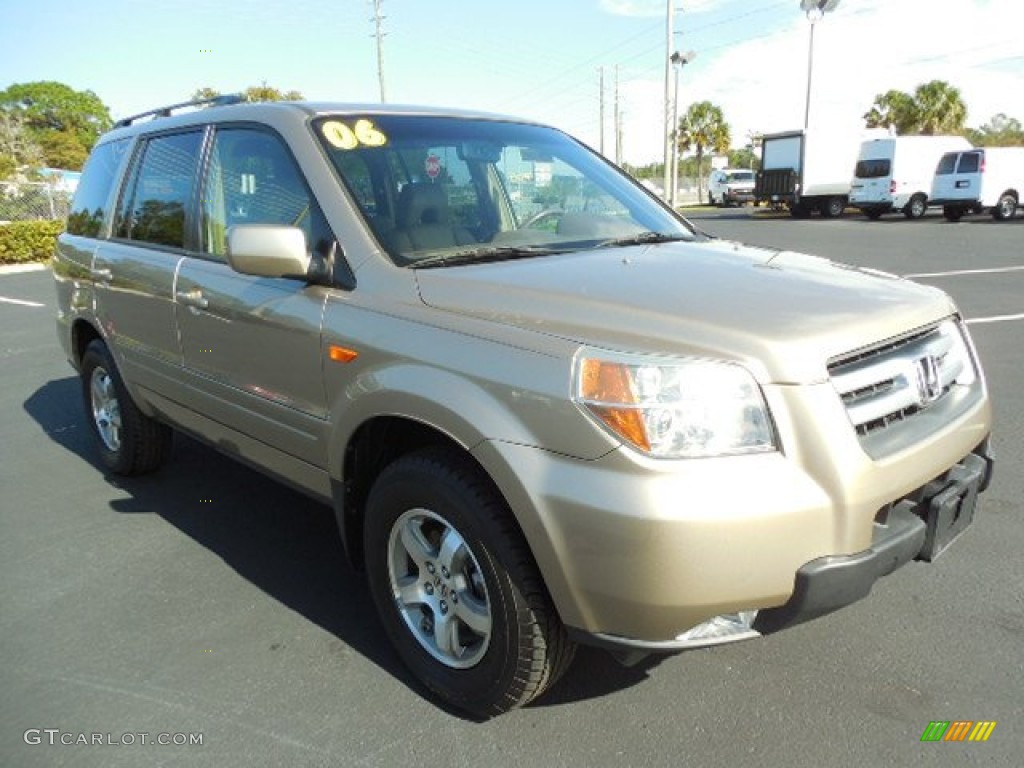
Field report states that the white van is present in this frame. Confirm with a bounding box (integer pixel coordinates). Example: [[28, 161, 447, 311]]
[[931, 147, 1024, 221], [707, 168, 756, 206], [850, 135, 971, 220]]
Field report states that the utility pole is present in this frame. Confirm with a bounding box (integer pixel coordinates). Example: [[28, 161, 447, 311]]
[[662, 0, 673, 202], [599, 67, 606, 156], [372, 0, 387, 103], [615, 66, 623, 166]]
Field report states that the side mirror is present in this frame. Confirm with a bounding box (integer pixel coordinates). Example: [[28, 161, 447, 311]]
[[226, 225, 311, 279]]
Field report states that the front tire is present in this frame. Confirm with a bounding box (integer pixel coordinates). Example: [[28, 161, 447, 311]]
[[80, 340, 171, 475], [364, 448, 575, 718]]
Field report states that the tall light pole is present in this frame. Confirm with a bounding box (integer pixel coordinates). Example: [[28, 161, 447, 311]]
[[669, 50, 696, 208], [801, 0, 840, 131]]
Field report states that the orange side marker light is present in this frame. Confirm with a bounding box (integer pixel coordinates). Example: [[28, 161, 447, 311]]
[[328, 345, 359, 363]]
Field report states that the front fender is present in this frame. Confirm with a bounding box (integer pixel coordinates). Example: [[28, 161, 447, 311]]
[[325, 355, 617, 480]]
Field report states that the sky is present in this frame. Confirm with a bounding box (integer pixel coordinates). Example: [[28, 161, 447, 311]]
[[2, 0, 1022, 165]]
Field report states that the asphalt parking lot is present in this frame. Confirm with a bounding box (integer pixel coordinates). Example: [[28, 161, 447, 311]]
[[2, 209, 1022, 767]]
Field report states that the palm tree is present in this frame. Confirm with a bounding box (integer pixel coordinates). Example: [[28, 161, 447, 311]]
[[912, 80, 967, 135], [863, 80, 967, 136], [863, 89, 916, 133], [677, 101, 731, 203]]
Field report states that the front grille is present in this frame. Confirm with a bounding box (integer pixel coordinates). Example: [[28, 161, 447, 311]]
[[828, 320, 973, 437]]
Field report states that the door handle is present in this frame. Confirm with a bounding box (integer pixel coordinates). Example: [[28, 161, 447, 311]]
[[90, 267, 112, 282], [175, 289, 209, 310]]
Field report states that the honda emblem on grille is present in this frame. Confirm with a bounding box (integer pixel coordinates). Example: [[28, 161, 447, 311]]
[[915, 355, 942, 405]]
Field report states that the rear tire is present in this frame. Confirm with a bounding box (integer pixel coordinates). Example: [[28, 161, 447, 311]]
[[820, 197, 845, 218], [80, 340, 171, 475], [943, 205, 965, 222], [903, 194, 927, 219], [993, 192, 1018, 221], [363, 447, 575, 718]]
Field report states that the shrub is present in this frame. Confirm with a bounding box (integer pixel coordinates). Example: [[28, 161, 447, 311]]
[[0, 220, 64, 264]]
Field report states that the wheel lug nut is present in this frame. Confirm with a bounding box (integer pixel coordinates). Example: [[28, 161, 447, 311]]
[[451, 593, 458, 604], [441, 566, 450, 579], [439, 600, 448, 615], [424, 583, 434, 595], [426, 562, 436, 574]]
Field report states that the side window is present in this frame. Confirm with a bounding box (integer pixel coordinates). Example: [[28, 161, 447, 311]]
[[956, 152, 980, 174], [114, 131, 203, 248], [201, 127, 317, 257], [66, 139, 130, 237], [935, 153, 957, 175]]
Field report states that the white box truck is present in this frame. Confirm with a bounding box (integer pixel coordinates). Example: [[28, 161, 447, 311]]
[[931, 147, 1024, 221], [850, 135, 972, 220], [754, 130, 859, 218]]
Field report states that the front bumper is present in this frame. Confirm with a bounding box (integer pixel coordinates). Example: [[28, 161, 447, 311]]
[[852, 201, 895, 214], [473, 388, 992, 650], [724, 188, 756, 203], [756, 446, 992, 633]]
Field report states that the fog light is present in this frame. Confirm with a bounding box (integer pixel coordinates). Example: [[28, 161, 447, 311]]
[[674, 610, 760, 648]]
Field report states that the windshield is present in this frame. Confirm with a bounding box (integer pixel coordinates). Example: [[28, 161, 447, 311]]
[[313, 115, 696, 266], [726, 171, 754, 183]]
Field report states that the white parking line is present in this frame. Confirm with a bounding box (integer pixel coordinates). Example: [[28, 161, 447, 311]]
[[0, 262, 49, 275], [0, 296, 45, 308], [966, 313, 1024, 326], [904, 266, 1024, 279]]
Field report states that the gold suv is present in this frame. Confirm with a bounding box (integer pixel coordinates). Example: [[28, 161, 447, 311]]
[[53, 96, 994, 718]]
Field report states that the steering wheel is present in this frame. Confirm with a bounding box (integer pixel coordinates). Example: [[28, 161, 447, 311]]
[[518, 208, 563, 230]]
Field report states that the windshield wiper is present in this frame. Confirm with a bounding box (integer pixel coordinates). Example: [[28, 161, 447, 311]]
[[593, 231, 693, 249], [412, 244, 568, 269]]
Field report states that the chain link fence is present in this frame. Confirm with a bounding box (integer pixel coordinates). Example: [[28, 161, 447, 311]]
[[0, 180, 72, 223]]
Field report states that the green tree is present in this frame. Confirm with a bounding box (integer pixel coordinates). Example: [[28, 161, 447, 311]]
[[913, 80, 967, 135], [38, 130, 88, 170], [967, 113, 1024, 147], [0, 109, 45, 179], [192, 81, 304, 104], [0, 81, 111, 169], [863, 81, 967, 135], [676, 101, 731, 202], [728, 147, 758, 170], [864, 89, 916, 133]]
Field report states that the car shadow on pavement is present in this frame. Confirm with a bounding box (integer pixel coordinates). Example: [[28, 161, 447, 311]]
[[24, 376, 655, 716]]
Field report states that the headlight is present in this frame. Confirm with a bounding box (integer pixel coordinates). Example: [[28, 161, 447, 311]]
[[572, 350, 776, 459]]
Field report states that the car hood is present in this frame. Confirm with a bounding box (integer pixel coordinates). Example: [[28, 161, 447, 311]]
[[414, 239, 955, 384]]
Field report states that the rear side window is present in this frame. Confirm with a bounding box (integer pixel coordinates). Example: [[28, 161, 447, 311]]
[[66, 139, 130, 237], [114, 131, 204, 249], [854, 159, 890, 179], [935, 153, 957, 175], [957, 152, 981, 173]]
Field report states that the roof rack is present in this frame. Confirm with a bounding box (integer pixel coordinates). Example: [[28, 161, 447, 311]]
[[113, 93, 248, 128]]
